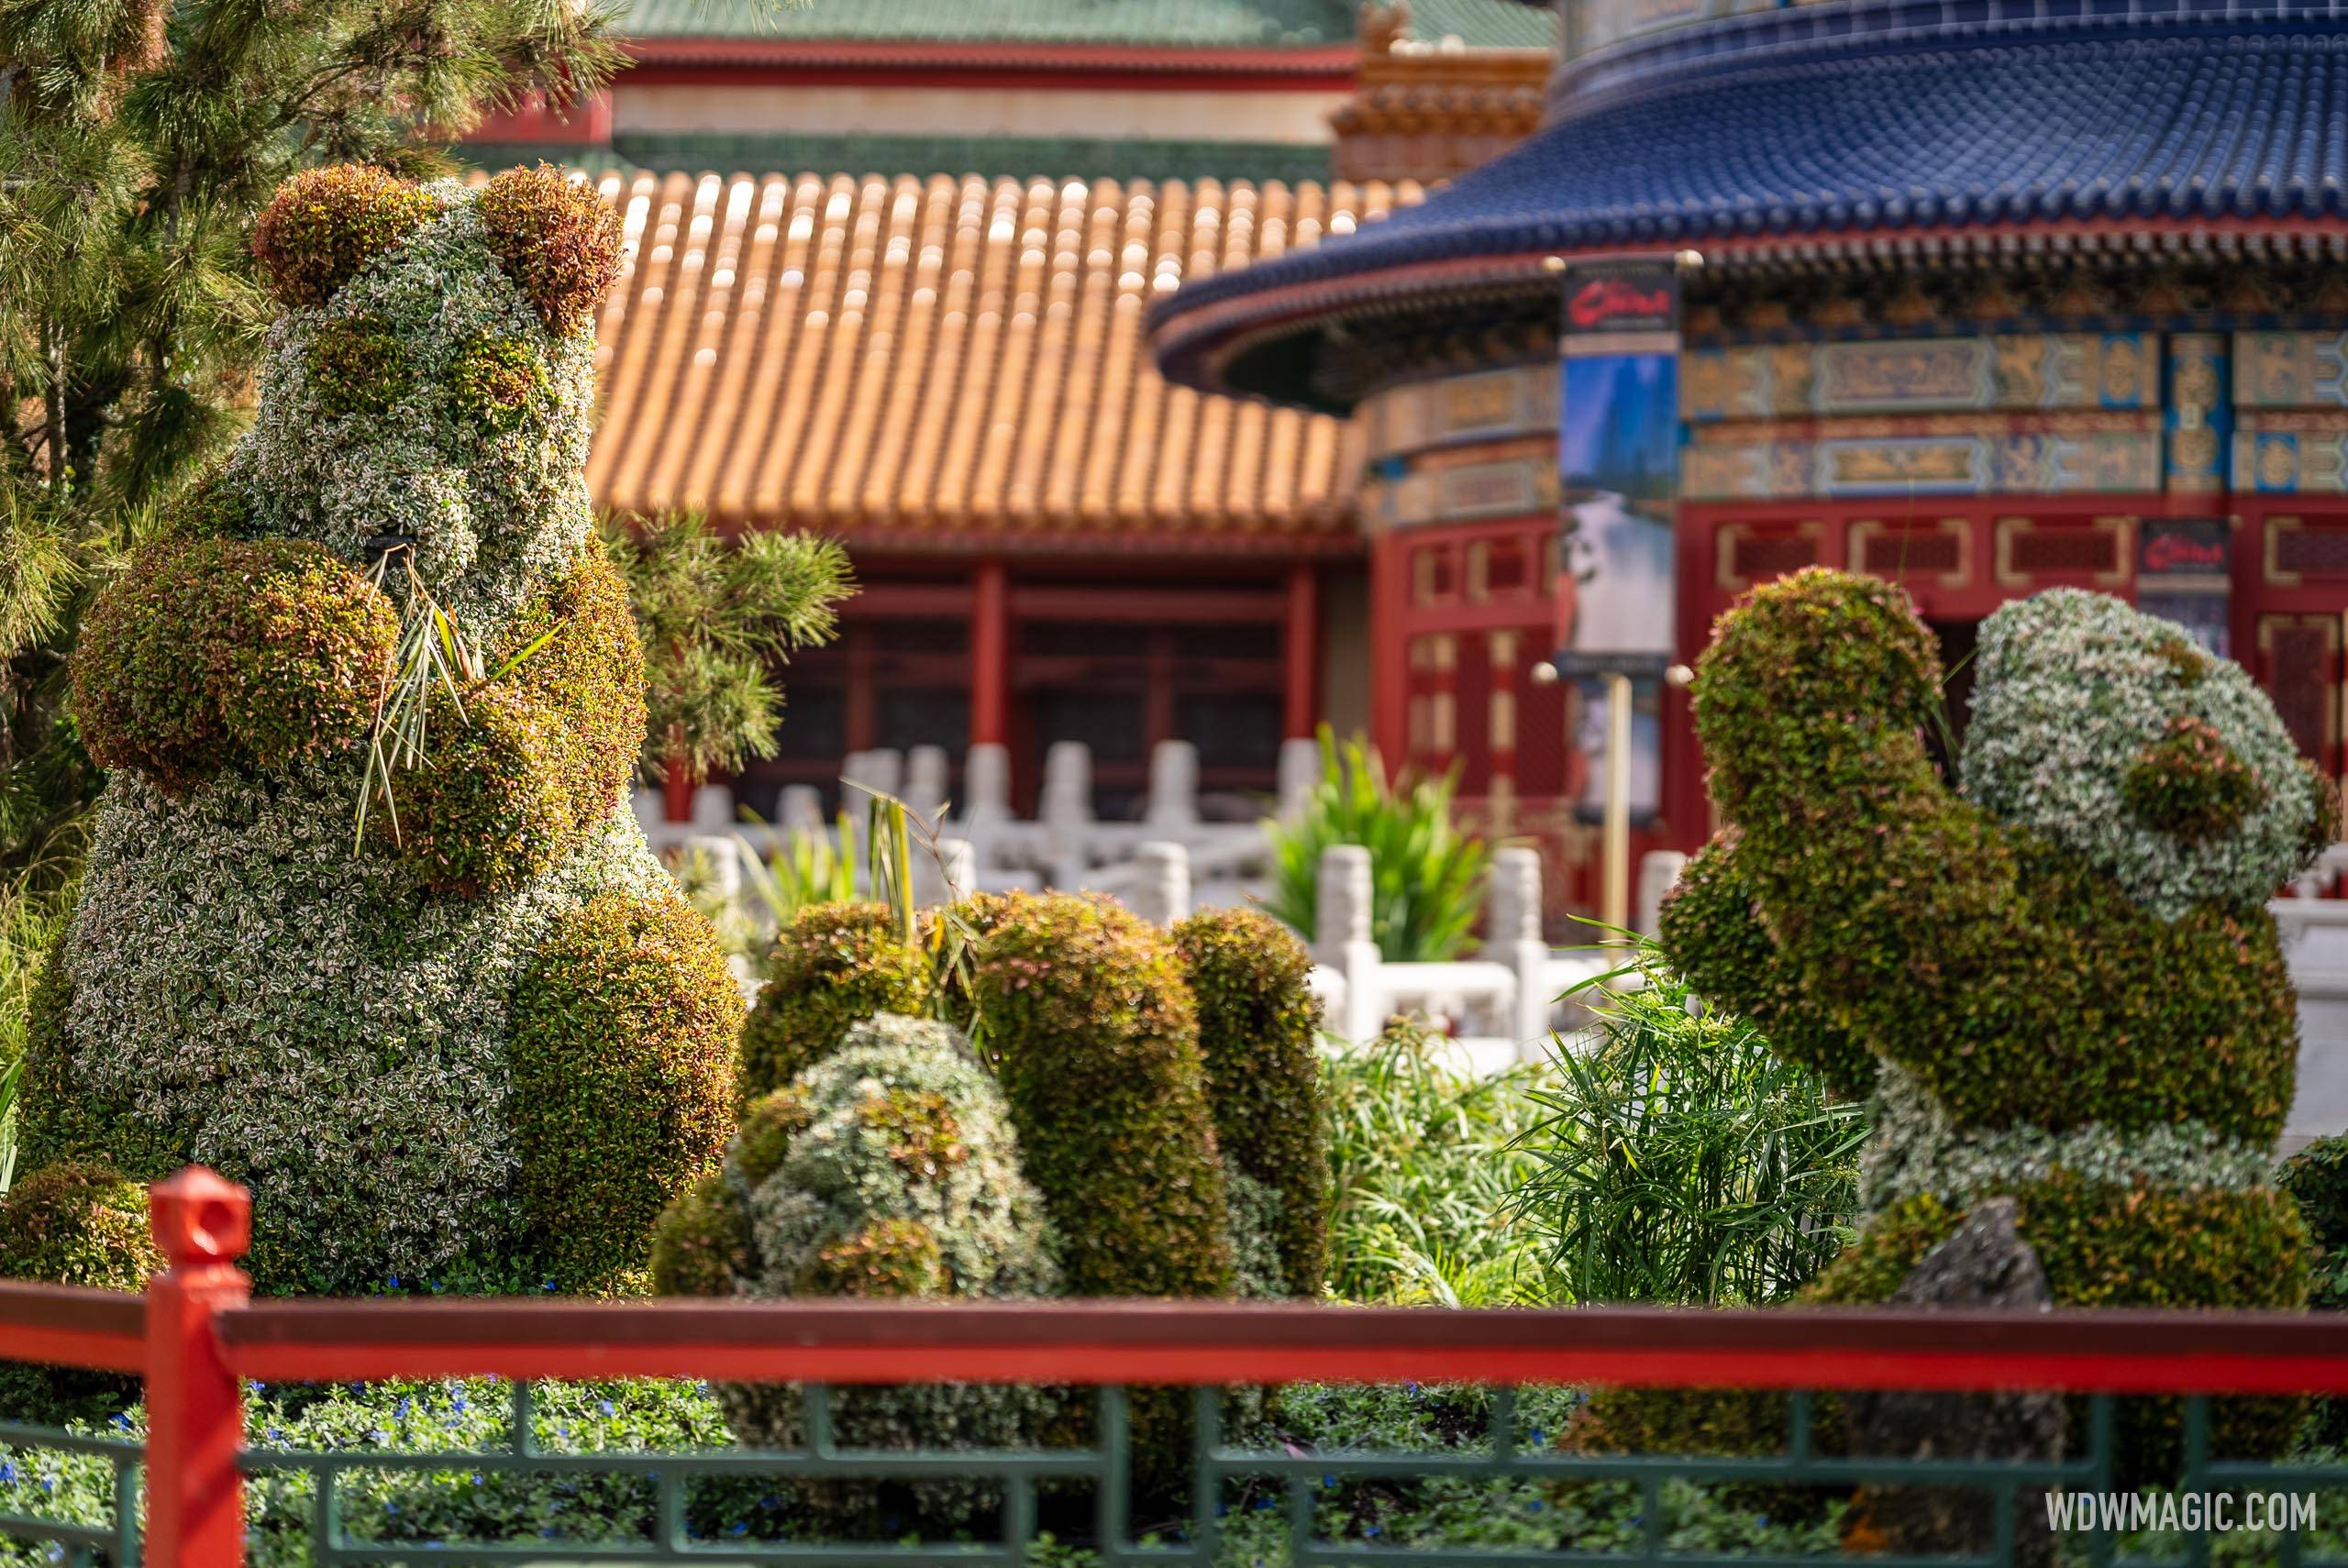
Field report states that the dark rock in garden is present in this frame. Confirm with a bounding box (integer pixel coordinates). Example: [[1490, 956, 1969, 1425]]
[[1845, 1198, 2064, 1568]]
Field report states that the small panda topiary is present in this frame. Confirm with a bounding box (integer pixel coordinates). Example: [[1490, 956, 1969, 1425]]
[[650, 1013, 1055, 1529]]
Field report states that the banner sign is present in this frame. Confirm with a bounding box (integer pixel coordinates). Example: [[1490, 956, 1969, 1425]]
[[1555, 259, 1679, 682], [2137, 516, 2232, 657], [1555, 257, 1683, 823]]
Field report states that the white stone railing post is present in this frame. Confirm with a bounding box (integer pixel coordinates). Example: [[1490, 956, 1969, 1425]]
[[904, 744, 951, 823], [1042, 741, 1093, 887], [1144, 740, 1200, 827], [1636, 850, 1688, 937], [1128, 841, 1191, 926], [776, 784, 825, 837], [1487, 845, 1551, 1053], [1316, 844, 1384, 1045], [960, 743, 1012, 830], [1276, 735, 1321, 821]]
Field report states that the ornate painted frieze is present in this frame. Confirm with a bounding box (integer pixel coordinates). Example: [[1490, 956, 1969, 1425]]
[[1680, 333, 2159, 421], [1682, 416, 2162, 500]]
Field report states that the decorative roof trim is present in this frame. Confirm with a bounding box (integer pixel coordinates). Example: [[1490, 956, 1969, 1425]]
[[1157, 219, 2348, 409], [625, 37, 1360, 82]]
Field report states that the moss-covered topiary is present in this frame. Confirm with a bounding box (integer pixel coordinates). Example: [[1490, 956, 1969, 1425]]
[[475, 165, 624, 337], [965, 891, 1232, 1298], [1174, 907, 1330, 1297], [17, 164, 735, 1298], [509, 888, 743, 1295], [650, 1013, 1054, 1530], [1640, 569, 2326, 1483], [737, 903, 933, 1099], [251, 164, 437, 306], [72, 536, 398, 797]]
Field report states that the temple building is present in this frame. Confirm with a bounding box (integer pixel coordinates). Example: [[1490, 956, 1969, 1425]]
[[1153, 0, 2348, 889], [470, 0, 1552, 823]]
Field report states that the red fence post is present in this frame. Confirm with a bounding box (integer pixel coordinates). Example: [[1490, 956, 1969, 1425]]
[[146, 1167, 251, 1568]]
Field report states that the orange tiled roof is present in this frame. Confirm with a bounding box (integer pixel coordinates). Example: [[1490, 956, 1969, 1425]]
[[585, 171, 1413, 551]]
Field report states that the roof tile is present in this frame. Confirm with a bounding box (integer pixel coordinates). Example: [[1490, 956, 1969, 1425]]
[[590, 171, 1395, 544]]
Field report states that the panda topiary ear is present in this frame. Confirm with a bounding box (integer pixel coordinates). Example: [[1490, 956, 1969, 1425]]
[[252, 165, 437, 307], [475, 164, 623, 337]]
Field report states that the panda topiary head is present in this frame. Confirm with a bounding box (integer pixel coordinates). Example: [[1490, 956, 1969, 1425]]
[[1962, 588, 2337, 918], [218, 164, 622, 627]]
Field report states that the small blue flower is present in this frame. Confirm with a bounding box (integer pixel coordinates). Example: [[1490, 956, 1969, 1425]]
[[389, 1275, 401, 1290], [1529, 1429, 1545, 1445], [369, 1429, 390, 1445], [267, 1427, 283, 1443], [598, 1400, 615, 1417], [394, 1397, 412, 1421], [541, 1278, 557, 1293], [1365, 1527, 1381, 1539], [0, 1461, 17, 1483], [727, 1523, 749, 1537], [1527, 1500, 1546, 1515], [385, 1502, 401, 1518], [1322, 1474, 1335, 1489], [471, 1474, 484, 1487]]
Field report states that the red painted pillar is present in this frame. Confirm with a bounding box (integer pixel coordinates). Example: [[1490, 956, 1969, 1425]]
[[1283, 563, 1320, 738], [147, 1167, 251, 1568], [970, 559, 1009, 748], [1370, 534, 1409, 759], [661, 754, 693, 823]]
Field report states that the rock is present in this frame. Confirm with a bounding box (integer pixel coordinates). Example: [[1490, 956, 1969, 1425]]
[[1846, 1198, 2065, 1568]]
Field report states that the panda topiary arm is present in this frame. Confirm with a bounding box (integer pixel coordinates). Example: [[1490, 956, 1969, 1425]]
[[382, 541, 647, 898], [1688, 569, 2036, 1038], [73, 535, 398, 798]]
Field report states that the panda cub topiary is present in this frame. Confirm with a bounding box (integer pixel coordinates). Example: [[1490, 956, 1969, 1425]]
[[2, 165, 742, 1298]]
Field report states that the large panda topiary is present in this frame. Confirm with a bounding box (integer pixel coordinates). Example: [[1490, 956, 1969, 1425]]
[[1644, 568, 2334, 1482], [4, 164, 742, 1298]]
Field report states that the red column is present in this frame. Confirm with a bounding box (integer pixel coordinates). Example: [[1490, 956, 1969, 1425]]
[[1370, 534, 1409, 758], [970, 559, 1009, 747], [146, 1167, 251, 1568], [1283, 563, 1320, 739]]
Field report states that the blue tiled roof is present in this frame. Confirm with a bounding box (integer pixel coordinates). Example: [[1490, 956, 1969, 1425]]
[[1155, 14, 2348, 397]]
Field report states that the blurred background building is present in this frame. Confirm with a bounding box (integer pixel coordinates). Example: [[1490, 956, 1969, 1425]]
[[466, 0, 1552, 831]]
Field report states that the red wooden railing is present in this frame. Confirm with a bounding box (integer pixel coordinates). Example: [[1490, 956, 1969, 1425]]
[[12, 1167, 2348, 1568]]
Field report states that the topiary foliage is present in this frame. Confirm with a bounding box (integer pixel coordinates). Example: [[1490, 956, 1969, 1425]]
[[475, 165, 625, 337], [509, 888, 742, 1296], [379, 543, 646, 898], [963, 891, 1233, 1298], [73, 536, 398, 797], [251, 164, 438, 307], [1174, 907, 1330, 1297], [737, 902, 934, 1099], [1643, 568, 2325, 1478], [649, 1014, 1054, 1530], [13, 165, 737, 1301]]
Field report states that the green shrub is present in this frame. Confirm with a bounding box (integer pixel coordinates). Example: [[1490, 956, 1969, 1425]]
[[1672, 569, 2310, 1143], [72, 536, 398, 798], [1511, 948, 1863, 1307], [963, 892, 1231, 1297], [449, 334, 547, 429], [738, 903, 933, 1099], [1265, 727, 1488, 963], [1323, 1016, 1548, 1307], [1174, 908, 1329, 1297], [508, 888, 742, 1296], [0, 1163, 162, 1425], [2282, 1135, 2348, 1312]]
